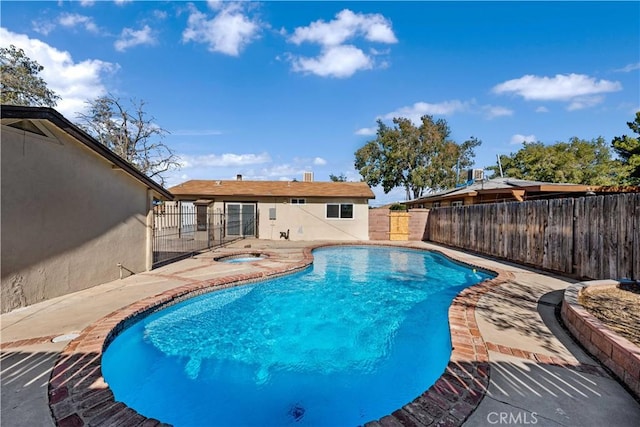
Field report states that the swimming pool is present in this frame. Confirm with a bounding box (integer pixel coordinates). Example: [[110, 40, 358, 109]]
[[102, 246, 492, 426]]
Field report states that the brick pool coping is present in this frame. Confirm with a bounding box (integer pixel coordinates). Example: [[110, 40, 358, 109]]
[[561, 279, 640, 399], [46, 243, 514, 427]]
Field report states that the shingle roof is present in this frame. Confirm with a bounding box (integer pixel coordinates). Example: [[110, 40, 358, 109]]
[[168, 180, 375, 199]]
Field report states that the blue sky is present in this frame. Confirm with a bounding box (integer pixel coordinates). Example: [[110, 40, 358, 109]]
[[2, 1, 639, 206]]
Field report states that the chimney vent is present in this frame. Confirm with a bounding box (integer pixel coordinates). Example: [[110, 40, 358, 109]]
[[303, 172, 313, 182], [236, 174, 242, 181]]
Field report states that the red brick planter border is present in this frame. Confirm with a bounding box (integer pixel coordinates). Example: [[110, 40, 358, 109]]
[[46, 243, 511, 427], [561, 279, 640, 399]]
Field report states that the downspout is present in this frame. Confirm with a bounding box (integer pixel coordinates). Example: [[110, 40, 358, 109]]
[[145, 188, 154, 270]]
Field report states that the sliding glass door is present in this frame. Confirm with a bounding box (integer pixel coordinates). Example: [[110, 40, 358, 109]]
[[225, 203, 256, 237]]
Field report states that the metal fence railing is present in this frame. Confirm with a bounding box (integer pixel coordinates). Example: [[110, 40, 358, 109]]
[[152, 202, 232, 267]]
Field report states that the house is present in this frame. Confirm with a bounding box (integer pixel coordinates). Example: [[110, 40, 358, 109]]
[[403, 176, 607, 209], [167, 175, 375, 241], [1, 105, 173, 313]]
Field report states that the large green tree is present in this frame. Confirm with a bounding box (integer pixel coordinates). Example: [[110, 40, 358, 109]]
[[76, 95, 180, 185], [611, 111, 640, 184], [488, 137, 623, 185], [0, 45, 60, 107], [354, 115, 481, 200]]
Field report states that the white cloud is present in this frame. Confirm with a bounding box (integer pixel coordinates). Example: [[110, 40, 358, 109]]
[[0, 28, 117, 118], [33, 13, 100, 36], [313, 157, 327, 166], [615, 62, 640, 73], [355, 127, 377, 136], [291, 45, 372, 78], [153, 10, 168, 20], [260, 164, 301, 179], [115, 25, 156, 52], [287, 9, 396, 78], [483, 105, 513, 119], [79, 1, 95, 7], [58, 13, 99, 33], [492, 73, 622, 109], [382, 100, 471, 124], [182, 3, 260, 56], [32, 20, 56, 36], [179, 152, 271, 168], [567, 96, 605, 111], [535, 106, 549, 113], [206, 0, 225, 11], [510, 134, 537, 145], [289, 9, 397, 46]]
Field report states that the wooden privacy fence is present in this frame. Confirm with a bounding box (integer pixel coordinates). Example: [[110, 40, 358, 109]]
[[427, 193, 640, 280]]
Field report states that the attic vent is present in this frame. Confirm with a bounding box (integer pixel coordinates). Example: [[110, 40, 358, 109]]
[[303, 172, 313, 182], [467, 169, 484, 182], [6, 120, 48, 137]]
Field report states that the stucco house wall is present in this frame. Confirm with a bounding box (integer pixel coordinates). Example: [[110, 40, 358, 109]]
[[168, 179, 375, 242], [1, 107, 172, 313], [209, 197, 370, 241]]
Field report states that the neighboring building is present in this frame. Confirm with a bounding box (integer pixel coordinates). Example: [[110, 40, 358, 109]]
[[168, 176, 375, 241], [1, 105, 173, 313], [404, 176, 605, 209]]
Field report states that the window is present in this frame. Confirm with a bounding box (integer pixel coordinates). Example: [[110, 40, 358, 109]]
[[451, 201, 463, 207], [291, 198, 306, 204], [326, 203, 353, 219], [431, 202, 441, 208]]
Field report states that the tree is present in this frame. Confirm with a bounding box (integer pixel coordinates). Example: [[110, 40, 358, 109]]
[[487, 137, 623, 185], [329, 173, 347, 182], [76, 95, 180, 185], [611, 111, 640, 185], [1, 45, 60, 107], [354, 115, 481, 200]]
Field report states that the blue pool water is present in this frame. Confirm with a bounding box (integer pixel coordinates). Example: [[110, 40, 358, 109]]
[[102, 246, 492, 426]]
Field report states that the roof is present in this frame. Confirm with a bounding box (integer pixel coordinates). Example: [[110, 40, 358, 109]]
[[1, 105, 173, 200], [408, 177, 592, 202], [169, 179, 376, 199]]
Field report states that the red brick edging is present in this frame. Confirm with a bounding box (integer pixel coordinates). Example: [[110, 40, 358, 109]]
[[47, 243, 511, 427], [0, 334, 61, 350], [561, 280, 640, 399]]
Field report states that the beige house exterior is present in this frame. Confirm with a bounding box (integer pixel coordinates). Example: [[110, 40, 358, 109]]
[[1, 106, 173, 314], [168, 178, 375, 241]]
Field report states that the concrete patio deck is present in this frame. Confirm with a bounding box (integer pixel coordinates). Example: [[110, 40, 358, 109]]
[[1, 240, 638, 426]]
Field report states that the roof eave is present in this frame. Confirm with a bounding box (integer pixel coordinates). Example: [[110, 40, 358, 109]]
[[1, 105, 174, 200]]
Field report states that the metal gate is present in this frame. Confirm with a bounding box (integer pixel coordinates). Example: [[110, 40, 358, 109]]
[[152, 202, 231, 267]]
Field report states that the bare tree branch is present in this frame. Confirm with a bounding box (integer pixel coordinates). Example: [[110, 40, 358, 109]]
[[76, 94, 180, 185]]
